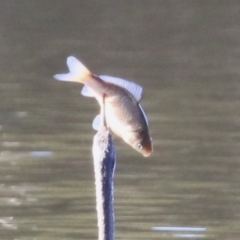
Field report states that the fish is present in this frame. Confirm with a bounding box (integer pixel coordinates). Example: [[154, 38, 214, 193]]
[[53, 56, 153, 157]]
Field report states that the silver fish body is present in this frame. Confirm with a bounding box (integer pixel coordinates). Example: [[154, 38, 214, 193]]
[[54, 56, 153, 157]]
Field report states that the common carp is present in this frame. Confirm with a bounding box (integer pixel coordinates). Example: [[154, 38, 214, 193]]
[[54, 56, 153, 157]]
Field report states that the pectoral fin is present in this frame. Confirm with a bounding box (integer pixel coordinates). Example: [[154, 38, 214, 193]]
[[81, 85, 95, 97], [92, 114, 101, 131]]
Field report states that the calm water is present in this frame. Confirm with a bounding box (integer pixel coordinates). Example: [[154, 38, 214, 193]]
[[1, 1, 240, 239]]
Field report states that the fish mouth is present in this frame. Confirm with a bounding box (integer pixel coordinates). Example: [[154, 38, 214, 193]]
[[142, 141, 153, 157], [143, 151, 152, 157]]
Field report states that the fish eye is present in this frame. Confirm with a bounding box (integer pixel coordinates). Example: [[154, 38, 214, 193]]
[[137, 143, 143, 149]]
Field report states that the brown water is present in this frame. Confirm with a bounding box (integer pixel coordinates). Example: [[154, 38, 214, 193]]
[[1, 1, 240, 239]]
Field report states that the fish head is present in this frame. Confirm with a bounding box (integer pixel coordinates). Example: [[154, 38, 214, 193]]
[[125, 131, 153, 157]]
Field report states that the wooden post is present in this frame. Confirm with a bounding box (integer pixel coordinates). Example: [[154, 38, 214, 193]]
[[92, 95, 116, 240]]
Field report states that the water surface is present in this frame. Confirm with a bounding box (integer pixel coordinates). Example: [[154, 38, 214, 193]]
[[1, 1, 240, 239]]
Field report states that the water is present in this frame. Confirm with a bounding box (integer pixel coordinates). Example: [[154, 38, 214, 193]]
[[1, 1, 240, 239]]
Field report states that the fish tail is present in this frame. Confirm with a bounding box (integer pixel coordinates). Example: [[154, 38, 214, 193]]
[[53, 56, 90, 83]]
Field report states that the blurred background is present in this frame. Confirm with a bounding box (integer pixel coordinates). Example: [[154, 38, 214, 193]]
[[1, 1, 240, 239]]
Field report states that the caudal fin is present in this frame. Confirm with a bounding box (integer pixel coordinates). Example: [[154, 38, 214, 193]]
[[53, 56, 90, 83]]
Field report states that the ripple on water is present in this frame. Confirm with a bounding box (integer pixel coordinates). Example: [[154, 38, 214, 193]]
[[152, 226, 206, 238]]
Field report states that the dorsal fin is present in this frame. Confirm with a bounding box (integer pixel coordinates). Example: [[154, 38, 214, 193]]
[[99, 75, 143, 102]]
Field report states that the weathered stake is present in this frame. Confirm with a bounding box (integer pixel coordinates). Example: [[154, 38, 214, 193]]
[[92, 95, 116, 240]]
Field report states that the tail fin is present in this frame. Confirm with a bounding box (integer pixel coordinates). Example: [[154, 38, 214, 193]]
[[53, 56, 90, 83]]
